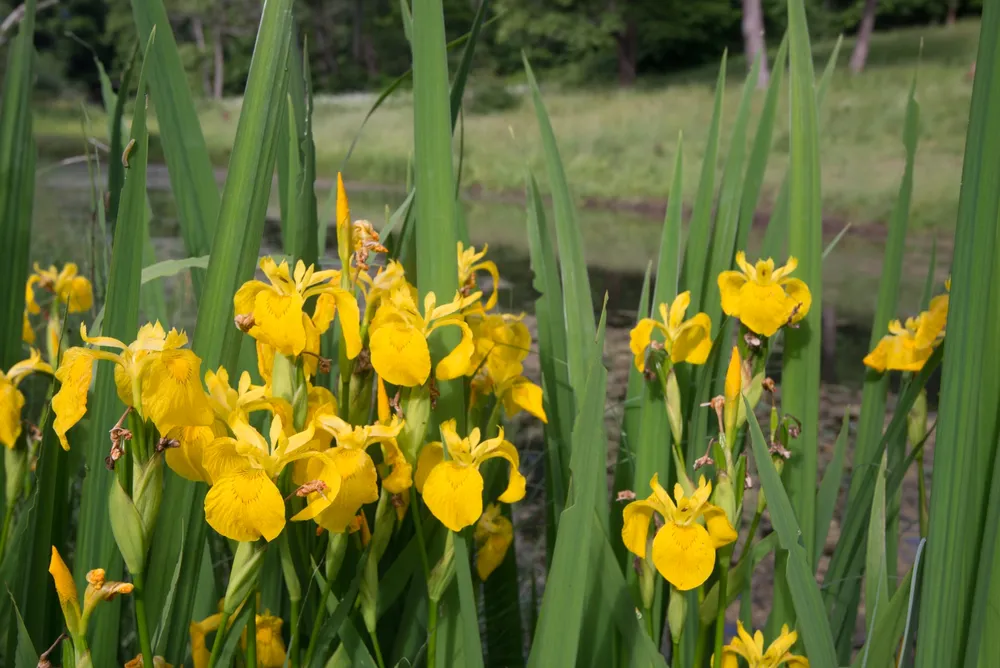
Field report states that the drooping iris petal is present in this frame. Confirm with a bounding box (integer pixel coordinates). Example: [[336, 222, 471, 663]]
[[629, 318, 658, 372], [141, 349, 214, 435], [477, 438, 526, 504], [621, 498, 659, 559], [164, 424, 226, 483], [501, 376, 547, 423], [650, 521, 716, 591], [289, 453, 343, 521], [370, 323, 431, 387], [314, 448, 379, 533], [732, 281, 796, 337], [255, 614, 288, 667], [379, 439, 413, 494], [52, 347, 97, 450], [474, 507, 513, 581], [717, 271, 747, 318], [671, 313, 712, 364], [703, 504, 739, 548], [0, 378, 25, 449], [253, 290, 308, 356], [414, 441, 444, 493], [434, 320, 475, 380], [779, 277, 812, 325], [204, 469, 286, 542], [422, 461, 484, 532]]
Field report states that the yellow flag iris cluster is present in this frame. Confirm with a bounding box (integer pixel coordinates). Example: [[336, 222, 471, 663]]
[[864, 281, 949, 372]]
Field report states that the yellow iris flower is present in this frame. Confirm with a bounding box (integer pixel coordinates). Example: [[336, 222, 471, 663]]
[[721, 622, 808, 667], [629, 292, 712, 372], [471, 361, 547, 423], [233, 257, 361, 361], [414, 420, 526, 532], [465, 312, 546, 422], [22, 310, 34, 344], [164, 368, 276, 483], [125, 655, 173, 668], [49, 546, 134, 642], [474, 503, 514, 580], [26, 262, 93, 314], [864, 292, 948, 372], [718, 252, 811, 337], [203, 416, 332, 542], [0, 348, 52, 449], [458, 242, 501, 310], [368, 287, 480, 387], [51, 322, 214, 451], [301, 414, 407, 532], [190, 604, 287, 668], [621, 474, 737, 591]]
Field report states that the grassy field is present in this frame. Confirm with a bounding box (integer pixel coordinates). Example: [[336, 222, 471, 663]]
[[35, 19, 979, 231]]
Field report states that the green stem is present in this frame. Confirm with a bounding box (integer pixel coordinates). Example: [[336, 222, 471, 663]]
[[712, 552, 731, 668], [916, 450, 929, 538], [288, 597, 300, 667], [132, 572, 155, 668], [303, 570, 335, 667], [0, 501, 15, 560], [369, 626, 387, 668], [207, 610, 232, 668], [409, 487, 436, 668], [246, 604, 257, 667], [737, 509, 763, 566]]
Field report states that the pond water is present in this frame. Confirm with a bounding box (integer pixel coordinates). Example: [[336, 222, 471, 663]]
[[31, 162, 952, 389]]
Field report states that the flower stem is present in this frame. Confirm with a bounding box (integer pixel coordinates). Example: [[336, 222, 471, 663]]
[[409, 487, 435, 668], [916, 450, 929, 538], [0, 501, 15, 560], [246, 605, 257, 667], [303, 571, 335, 668], [712, 552, 731, 668], [288, 597, 300, 667], [132, 572, 155, 668], [369, 626, 387, 668], [207, 610, 232, 668]]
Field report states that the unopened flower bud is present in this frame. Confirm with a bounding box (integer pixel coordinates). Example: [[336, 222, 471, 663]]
[[667, 585, 687, 644]]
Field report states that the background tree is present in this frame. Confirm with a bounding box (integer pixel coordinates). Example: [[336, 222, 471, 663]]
[[742, 0, 770, 86]]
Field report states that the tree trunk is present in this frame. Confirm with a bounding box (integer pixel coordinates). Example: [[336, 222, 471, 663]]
[[212, 23, 225, 99], [946, 0, 958, 25], [849, 0, 879, 74], [615, 15, 638, 86], [741, 0, 770, 88], [191, 16, 212, 97], [352, 0, 364, 63]]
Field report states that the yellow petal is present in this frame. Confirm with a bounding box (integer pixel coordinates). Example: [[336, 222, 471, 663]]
[[0, 379, 25, 449], [65, 275, 94, 313], [377, 376, 390, 424], [380, 438, 413, 494], [414, 441, 444, 493], [780, 277, 812, 325], [502, 377, 547, 423], [671, 313, 712, 365], [255, 614, 288, 667], [52, 347, 97, 450], [734, 281, 796, 337], [718, 271, 747, 318], [252, 290, 308, 356], [314, 448, 379, 533], [667, 292, 692, 330], [141, 349, 214, 435], [650, 522, 716, 591], [763, 625, 799, 663], [370, 322, 431, 387], [22, 311, 34, 344], [629, 319, 657, 372], [165, 423, 227, 483], [703, 504, 738, 548], [422, 461, 484, 531], [49, 546, 79, 610], [474, 509, 513, 581], [475, 437, 526, 504], [233, 280, 267, 322], [621, 498, 658, 559], [915, 293, 948, 349], [204, 469, 286, 542], [724, 346, 741, 404], [434, 320, 475, 381], [289, 453, 343, 521]]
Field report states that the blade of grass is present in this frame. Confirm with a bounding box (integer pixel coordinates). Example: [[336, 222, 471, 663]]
[[449, 0, 490, 125], [681, 53, 726, 307], [451, 531, 484, 667], [524, 171, 572, 535], [528, 307, 608, 668], [0, 0, 37, 372], [852, 566, 914, 668], [864, 454, 890, 656], [128, 0, 219, 286], [911, 14, 1000, 660], [72, 31, 156, 666], [413, 0, 464, 427], [523, 54, 597, 396], [745, 399, 837, 664], [772, 0, 825, 638], [147, 4, 294, 660], [814, 411, 850, 565], [10, 592, 37, 668]]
